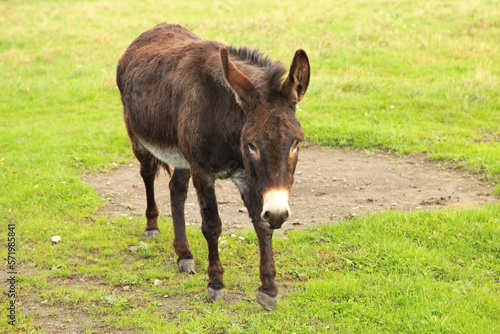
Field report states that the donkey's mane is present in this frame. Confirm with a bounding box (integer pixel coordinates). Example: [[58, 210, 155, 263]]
[[227, 45, 287, 96]]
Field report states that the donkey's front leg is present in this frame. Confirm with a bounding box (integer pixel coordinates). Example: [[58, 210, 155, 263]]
[[192, 170, 225, 302], [233, 176, 278, 310], [253, 221, 278, 311]]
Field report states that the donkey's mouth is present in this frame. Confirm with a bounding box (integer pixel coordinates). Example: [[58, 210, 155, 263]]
[[262, 209, 290, 229], [265, 221, 284, 230]]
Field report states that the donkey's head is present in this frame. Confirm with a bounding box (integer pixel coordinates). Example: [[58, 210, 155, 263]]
[[220, 48, 310, 229]]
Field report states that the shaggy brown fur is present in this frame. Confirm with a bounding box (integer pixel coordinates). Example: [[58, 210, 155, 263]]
[[116, 22, 310, 310]]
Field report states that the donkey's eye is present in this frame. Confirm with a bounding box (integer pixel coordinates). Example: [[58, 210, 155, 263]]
[[291, 142, 299, 153], [248, 143, 258, 154]]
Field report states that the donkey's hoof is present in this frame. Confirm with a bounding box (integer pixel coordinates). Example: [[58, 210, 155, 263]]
[[145, 229, 160, 239], [208, 287, 225, 303], [256, 291, 277, 311], [178, 259, 196, 274]]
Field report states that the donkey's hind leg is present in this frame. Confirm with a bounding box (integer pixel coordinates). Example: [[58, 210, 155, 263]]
[[169, 168, 195, 274], [134, 143, 161, 239], [141, 163, 161, 238]]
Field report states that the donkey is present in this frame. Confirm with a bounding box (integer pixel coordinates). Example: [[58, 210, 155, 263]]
[[116, 23, 310, 310]]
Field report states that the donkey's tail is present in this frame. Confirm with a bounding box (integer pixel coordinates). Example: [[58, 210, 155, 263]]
[[157, 159, 172, 178]]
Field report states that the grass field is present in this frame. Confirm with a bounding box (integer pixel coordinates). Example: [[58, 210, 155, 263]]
[[0, 0, 499, 333]]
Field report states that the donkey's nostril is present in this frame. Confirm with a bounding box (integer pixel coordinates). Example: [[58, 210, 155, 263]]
[[262, 210, 271, 221], [260, 209, 291, 226]]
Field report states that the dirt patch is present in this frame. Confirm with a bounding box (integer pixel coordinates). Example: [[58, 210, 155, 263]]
[[86, 145, 497, 235]]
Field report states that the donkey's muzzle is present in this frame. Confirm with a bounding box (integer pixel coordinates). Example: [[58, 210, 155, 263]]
[[262, 209, 290, 229], [261, 189, 291, 229]]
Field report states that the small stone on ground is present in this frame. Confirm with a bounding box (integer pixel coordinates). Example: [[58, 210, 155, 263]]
[[51, 236, 62, 243]]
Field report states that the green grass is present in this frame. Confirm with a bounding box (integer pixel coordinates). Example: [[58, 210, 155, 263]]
[[4, 207, 500, 333], [0, 0, 499, 332]]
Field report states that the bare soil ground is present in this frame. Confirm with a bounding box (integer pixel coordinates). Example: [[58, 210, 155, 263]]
[[87, 145, 497, 235]]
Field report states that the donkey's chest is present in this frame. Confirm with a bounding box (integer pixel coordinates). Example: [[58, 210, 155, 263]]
[[215, 167, 246, 180]]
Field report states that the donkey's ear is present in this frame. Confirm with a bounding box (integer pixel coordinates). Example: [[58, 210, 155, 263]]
[[281, 49, 310, 105], [220, 47, 259, 111]]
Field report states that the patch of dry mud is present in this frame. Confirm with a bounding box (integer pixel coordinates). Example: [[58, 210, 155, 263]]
[[86, 146, 497, 235]]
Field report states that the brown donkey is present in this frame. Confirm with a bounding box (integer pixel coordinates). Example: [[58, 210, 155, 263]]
[[117, 23, 310, 310]]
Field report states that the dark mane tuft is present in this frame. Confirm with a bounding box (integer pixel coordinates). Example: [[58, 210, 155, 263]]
[[227, 45, 287, 97]]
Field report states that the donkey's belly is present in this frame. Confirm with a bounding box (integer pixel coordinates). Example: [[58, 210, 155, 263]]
[[141, 141, 190, 169]]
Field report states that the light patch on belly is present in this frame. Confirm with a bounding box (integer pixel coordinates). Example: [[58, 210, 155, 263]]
[[140, 141, 190, 169]]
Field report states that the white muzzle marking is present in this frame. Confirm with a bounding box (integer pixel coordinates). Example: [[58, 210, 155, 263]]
[[261, 189, 291, 223]]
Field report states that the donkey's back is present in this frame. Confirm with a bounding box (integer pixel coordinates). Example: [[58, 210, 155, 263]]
[[117, 22, 202, 81], [117, 23, 226, 160], [117, 22, 202, 94]]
